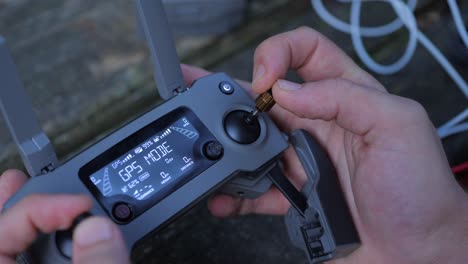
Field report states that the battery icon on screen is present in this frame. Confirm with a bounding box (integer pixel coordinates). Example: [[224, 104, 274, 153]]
[[135, 147, 143, 154]]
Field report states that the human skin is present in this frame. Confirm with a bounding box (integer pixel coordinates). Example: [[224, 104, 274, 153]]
[[0, 170, 130, 264], [182, 27, 468, 263], [0, 26, 466, 264]]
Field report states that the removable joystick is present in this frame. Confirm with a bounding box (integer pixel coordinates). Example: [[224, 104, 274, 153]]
[[224, 110, 261, 144], [55, 213, 92, 259]]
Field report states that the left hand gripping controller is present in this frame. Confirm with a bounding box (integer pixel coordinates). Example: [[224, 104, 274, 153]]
[[3, 73, 289, 263]]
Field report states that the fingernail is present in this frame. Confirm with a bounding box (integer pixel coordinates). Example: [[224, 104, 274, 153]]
[[253, 64, 265, 83], [74, 217, 113, 247], [275, 79, 302, 91]]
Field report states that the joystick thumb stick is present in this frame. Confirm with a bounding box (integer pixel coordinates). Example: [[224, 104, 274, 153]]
[[224, 110, 261, 144], [224, 89, 275, 144]]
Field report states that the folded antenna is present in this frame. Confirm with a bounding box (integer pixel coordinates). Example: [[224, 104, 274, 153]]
[[135, 0, 186, 100], [0, 37, 58, 176]]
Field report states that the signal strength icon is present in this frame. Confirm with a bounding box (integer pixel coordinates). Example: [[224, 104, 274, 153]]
[[122, 154, 133, 163], [160, 128, 172, 139]]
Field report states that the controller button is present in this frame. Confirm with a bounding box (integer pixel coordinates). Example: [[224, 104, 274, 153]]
[[224, 110, 260, 144], [112, 203, 133, 222], [203, 141, 224, 160], [219, 81, 234, 94]]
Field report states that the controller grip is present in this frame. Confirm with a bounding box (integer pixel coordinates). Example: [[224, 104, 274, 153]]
[[219, 161, 276, 199], [16, 234, 70, 264], [285, 129, 360, 263], [17, 213, 92, 264]]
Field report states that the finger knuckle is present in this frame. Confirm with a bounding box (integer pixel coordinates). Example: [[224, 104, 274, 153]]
[[21, 194, 44, 204], [293, 26, 315, 35], [254, 35, 279, 58], [400, 98, 429, 120], [1, 169, 25, 179], [384, 96, 431, 126]]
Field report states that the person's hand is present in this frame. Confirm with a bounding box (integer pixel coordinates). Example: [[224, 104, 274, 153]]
[[182, 27, 468, 263], [0, 170, 130, 264]]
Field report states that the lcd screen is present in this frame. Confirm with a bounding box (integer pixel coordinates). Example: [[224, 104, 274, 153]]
[[79, 107, 219, 221], [88, 116, 199, 201]]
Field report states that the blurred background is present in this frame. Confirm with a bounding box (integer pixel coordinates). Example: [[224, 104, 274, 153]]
[[0, 0, 467, 263]]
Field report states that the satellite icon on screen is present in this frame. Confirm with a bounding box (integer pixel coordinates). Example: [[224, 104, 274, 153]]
[[122, 154, 134, 163]]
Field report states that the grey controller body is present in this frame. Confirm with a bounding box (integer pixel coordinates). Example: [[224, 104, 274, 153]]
[[1, 0, 360, 263], [4, 73, 288, 263], [285, 130, 360, 263]]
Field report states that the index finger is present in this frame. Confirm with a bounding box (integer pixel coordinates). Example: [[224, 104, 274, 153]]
[[0, 170, 28, 211], [252, 27, 385, 93], [0, 195, 91, 259]]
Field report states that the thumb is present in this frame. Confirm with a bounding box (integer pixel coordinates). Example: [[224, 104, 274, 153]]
[[271, 78, 428, 143], [72, 217, 130, 264]]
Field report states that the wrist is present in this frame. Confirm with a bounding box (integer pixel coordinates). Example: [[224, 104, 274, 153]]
[[433, 197, 468, 263]]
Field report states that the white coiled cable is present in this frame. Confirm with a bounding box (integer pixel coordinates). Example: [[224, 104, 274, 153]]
[[311, 0, 468, 139]]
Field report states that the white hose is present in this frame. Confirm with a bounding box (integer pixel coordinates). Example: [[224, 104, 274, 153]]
[[448, 0, 468, 48], [349, 0, 418, 74], [438, 123, 468, 139], [311, 0, 468, 139], [311, 0, 418, 37]]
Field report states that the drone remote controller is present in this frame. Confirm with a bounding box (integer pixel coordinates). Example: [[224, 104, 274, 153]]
[[1, 1, 359, 263]]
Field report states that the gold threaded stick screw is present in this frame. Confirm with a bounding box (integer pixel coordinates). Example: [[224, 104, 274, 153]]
[[244, 90, 276, 124], [255, 90, 275, 112]]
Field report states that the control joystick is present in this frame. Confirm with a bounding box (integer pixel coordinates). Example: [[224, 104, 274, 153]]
[[0, 0, 359, 263], [55, 213, 92, 259], [223, 110, 261, 144]]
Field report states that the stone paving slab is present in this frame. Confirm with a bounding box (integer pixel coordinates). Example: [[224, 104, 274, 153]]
[[1, 0, 467, 263], [0, 0, 310, 170]]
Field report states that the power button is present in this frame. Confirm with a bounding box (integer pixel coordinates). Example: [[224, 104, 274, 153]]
[[219, 81, 234, 95]]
